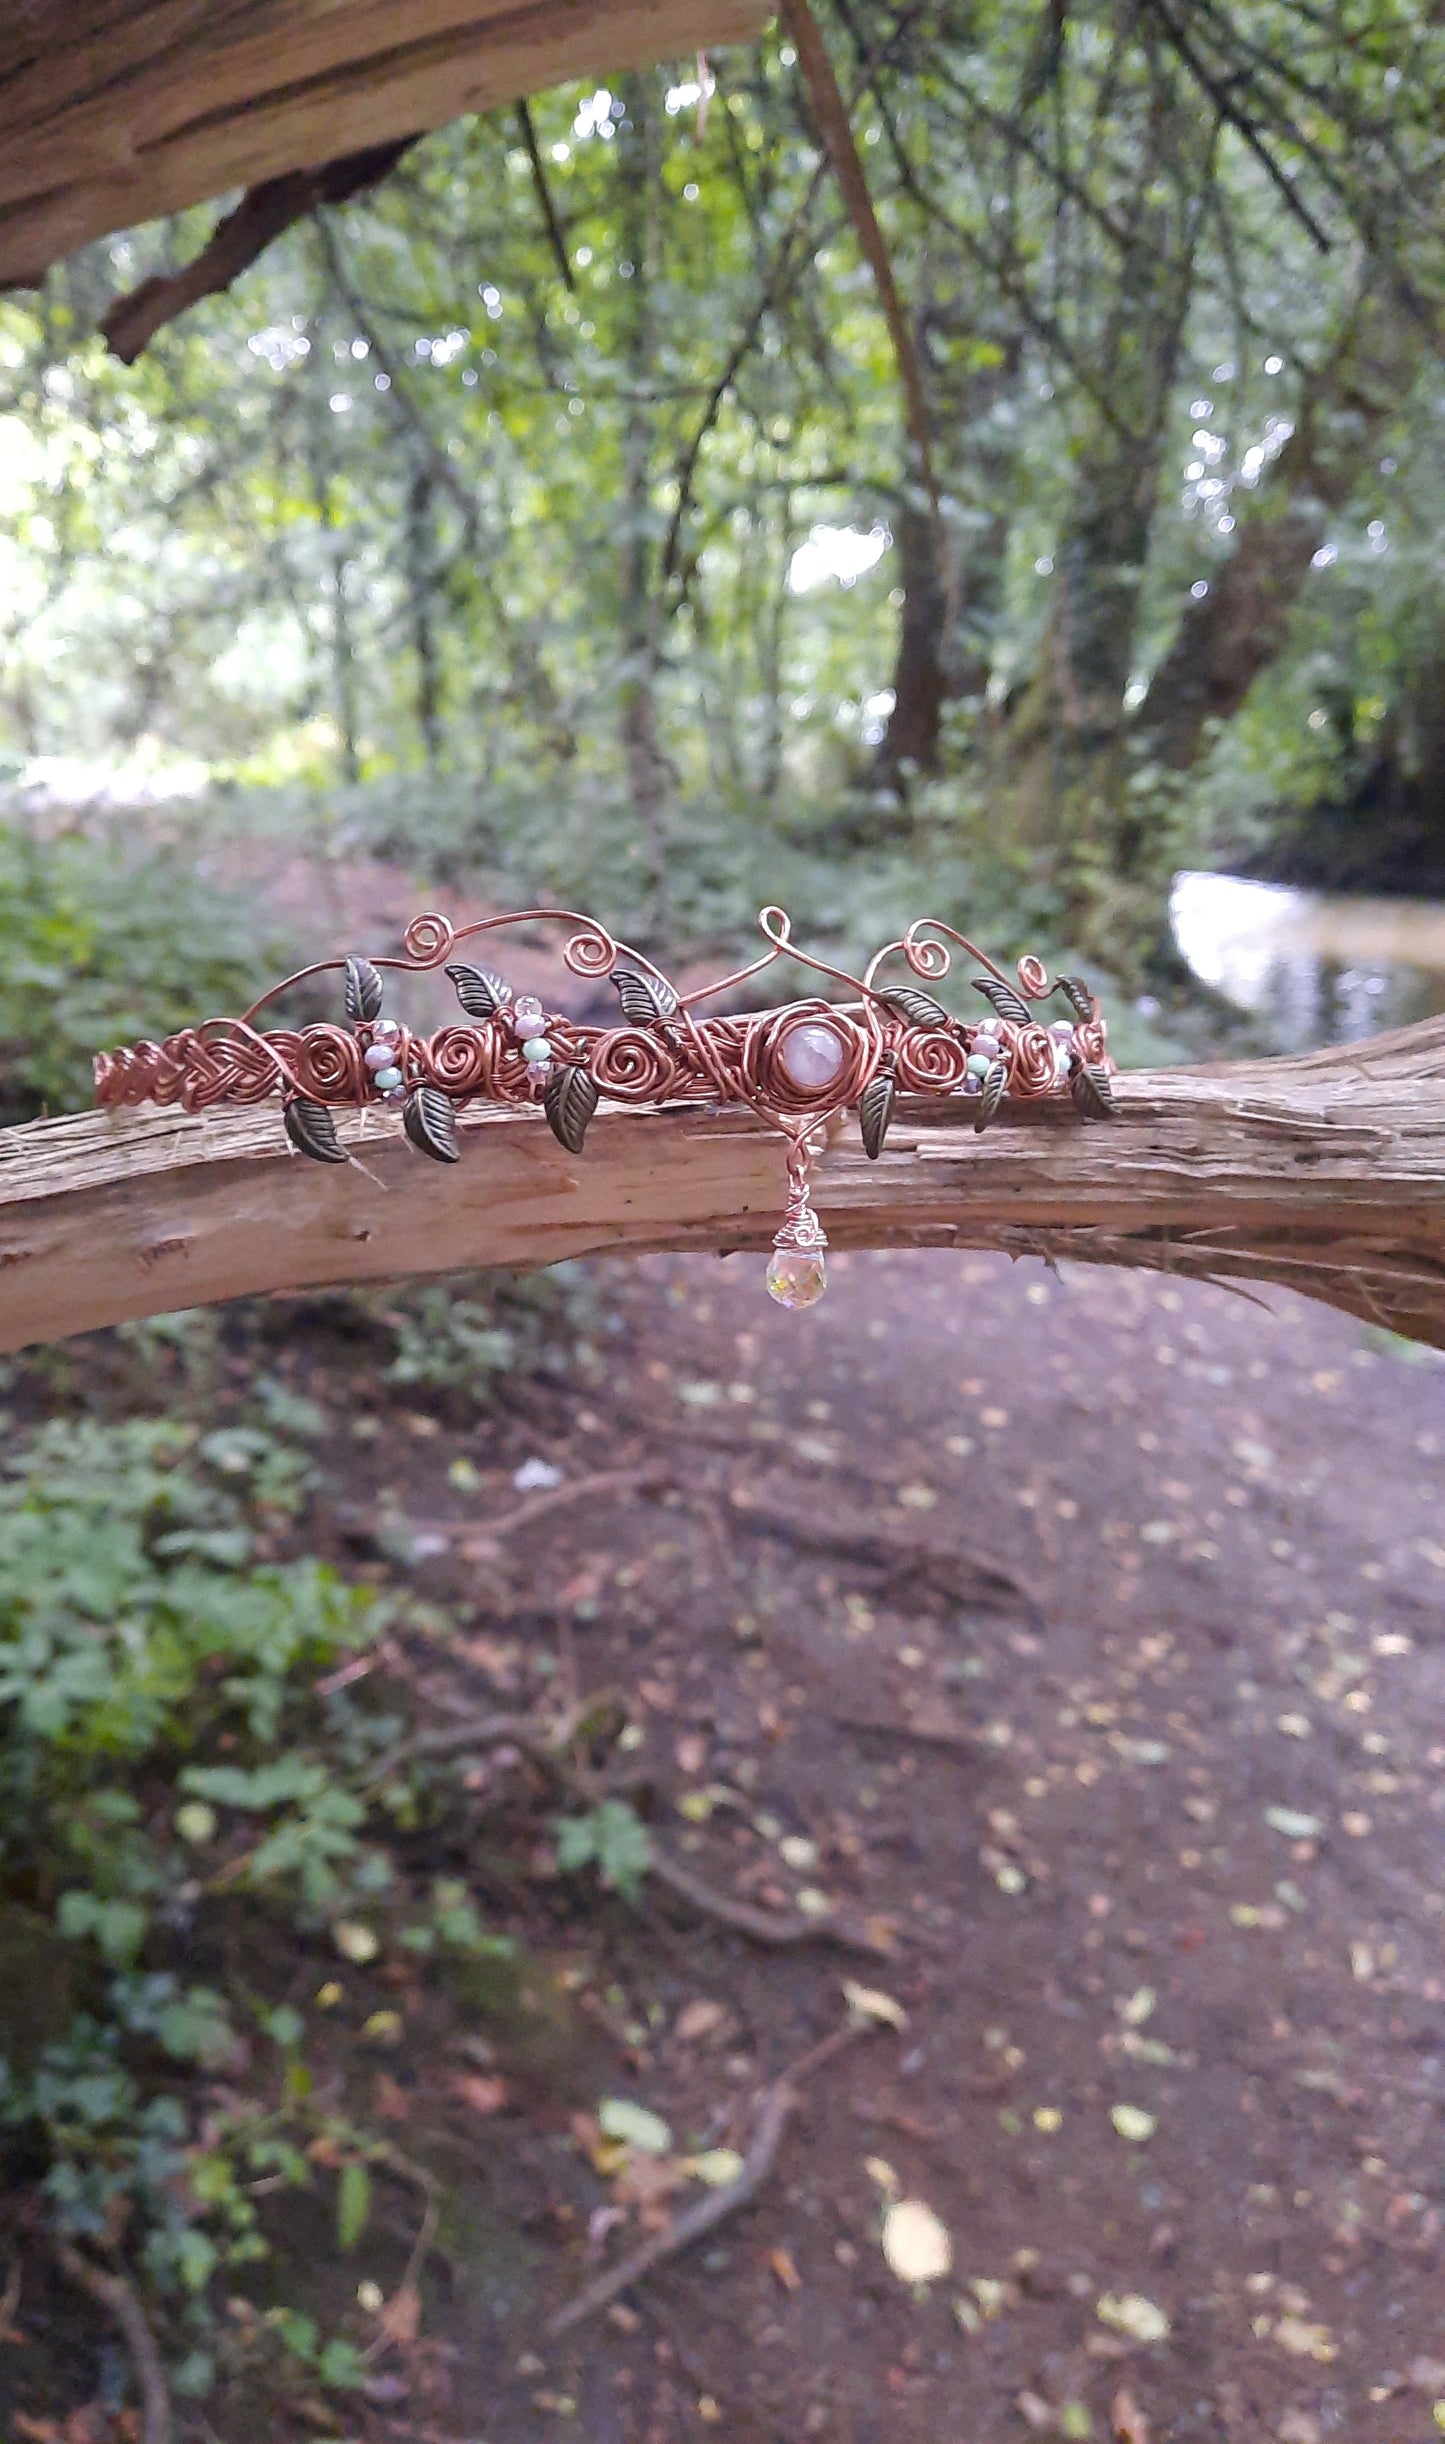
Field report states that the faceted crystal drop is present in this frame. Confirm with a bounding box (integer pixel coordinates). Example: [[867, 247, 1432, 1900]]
[[765, 1248, 827, 1310]]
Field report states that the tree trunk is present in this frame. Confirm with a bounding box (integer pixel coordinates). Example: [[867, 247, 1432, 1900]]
[[617, 71, 669, 930], [1134, 277, 1435, 773], [3, 1020, 1442, 1354], [405, 460, 444, 770]]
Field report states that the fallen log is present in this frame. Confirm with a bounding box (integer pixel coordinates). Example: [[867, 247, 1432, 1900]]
[[0, 1016, 1442, 1355]]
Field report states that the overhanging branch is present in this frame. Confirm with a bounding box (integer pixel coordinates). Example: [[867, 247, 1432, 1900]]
[[2, 1021, 1442, 1354]]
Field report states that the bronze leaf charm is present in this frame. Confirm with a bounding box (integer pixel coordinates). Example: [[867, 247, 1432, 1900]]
[[284, 1096, 348, 1164], [875, 985, 952, 1032], [1057, 974, 1097, 1021], [343, 956, 384, 1023], [970, 975, 1034, 1027], [403, 1084, 460, 1163], [544, 1062, 600, 1154], [610, 964, 680, 1027], [973, 1058, 1009, 1134], [859, 1069, 896, 1160], [1069, 1060, 1114, 1119], [445, 961, 513, 1019]]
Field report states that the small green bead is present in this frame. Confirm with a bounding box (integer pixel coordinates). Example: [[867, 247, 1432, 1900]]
[[373, 1065, 404, 1092], [965, 1051, 991, 1078]]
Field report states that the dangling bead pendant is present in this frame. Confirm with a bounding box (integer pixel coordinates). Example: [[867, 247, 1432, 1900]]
[[765, 1141, 828, 1309]]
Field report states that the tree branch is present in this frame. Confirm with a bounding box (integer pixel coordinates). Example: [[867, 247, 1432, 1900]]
[[99, 141, 417, 363], [3, 1023, 1444, 1353]]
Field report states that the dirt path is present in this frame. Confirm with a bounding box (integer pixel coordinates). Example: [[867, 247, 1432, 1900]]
[[270, 1248, 1443, 2444]]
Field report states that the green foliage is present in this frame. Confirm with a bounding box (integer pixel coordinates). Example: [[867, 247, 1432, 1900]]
[[378, 1262, 598, 1391], [0, 822, 292, 1119], [555, 1798, 653, 1902], [0, 1408, 397, 2373]]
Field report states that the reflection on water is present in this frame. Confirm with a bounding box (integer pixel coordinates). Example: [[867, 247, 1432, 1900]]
[[1171, 871, 1445, 1053]]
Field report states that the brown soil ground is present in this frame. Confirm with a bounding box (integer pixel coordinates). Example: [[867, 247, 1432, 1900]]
[[7, 1248, 1445, 2444]]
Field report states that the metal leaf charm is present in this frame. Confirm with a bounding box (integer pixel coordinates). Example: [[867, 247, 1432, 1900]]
[[973, 1058, 1009, 1135], [343, 956, 384, 1023], [1069, 1060, 1114, 1119], [1057, 974, 1097, 1021], [859, 1070, 896, 1160], [610, 964, 679, 1026], [445, 961, 513, 1019], [402, 1084, 460, 1163], [876, 985, 951, 1032], [544, 1062, 600, 1154], [970, 974, 1033, 1027], [284, 1096, 348, 1165]]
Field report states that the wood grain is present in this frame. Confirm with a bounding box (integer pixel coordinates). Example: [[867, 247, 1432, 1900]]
[[0, 0, 767, 286], [2, 1017, 1442, 1353]]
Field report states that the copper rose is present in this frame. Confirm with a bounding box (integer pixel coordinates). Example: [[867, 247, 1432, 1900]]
[[587, 1026, 682, 1104], [289, 1024, 367, 1105], [417, 1025, 491, 1097], [893, 1026, 970, 1093], [1006, 1023, 1059, 1098]]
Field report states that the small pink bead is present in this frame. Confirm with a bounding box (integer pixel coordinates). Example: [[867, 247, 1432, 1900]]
[[513, 996, 545, 1031], [364, 1044, 394, 1071]]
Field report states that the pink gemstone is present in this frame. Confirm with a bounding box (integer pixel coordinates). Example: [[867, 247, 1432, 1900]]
[[777, 1020, 846, 1093], [364, 1044, 394, 1071], [513, 996, 545, 1031]]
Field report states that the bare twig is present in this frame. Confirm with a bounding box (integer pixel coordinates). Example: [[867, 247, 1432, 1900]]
[[51, 2243, 172, 2444], [515, 100, 577, 291], [100, 140, 416, 361], [549, 2023, 868, 2335], [647, 1843, 894, 1957], [406, 1465, 668, 1554], [726, 1488, 1043, 1624], [780, 0, 939, 511]]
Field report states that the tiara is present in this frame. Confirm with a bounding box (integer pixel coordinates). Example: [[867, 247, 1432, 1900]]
[[94, 904, 1115, 1309]]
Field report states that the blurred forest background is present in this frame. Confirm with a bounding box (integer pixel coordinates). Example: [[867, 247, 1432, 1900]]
[[3, 0, 1444, 1124], [1, 7, 1444, 2439]]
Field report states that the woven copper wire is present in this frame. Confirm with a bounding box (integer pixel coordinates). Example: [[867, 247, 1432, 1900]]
[[92, 904, 1114, 1132]]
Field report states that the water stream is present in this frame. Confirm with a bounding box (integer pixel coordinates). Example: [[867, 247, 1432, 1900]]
[[1170, 870, 1445, 1052]]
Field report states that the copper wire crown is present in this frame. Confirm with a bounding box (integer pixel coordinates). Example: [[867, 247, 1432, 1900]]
[[94, 904, 1115, 1308]]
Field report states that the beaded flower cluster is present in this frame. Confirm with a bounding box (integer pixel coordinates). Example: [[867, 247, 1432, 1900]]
[[94, 904, 1115, 1308]]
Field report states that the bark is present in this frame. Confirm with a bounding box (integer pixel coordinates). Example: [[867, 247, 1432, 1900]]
[[1135, 277, 1435, 773], [2, 1019, 1442, 1355], [0, 0, 769, 291]]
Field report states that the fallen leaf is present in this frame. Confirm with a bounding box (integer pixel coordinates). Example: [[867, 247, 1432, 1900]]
[[373, 2072, 411, 2121], [1111, 2104, 1156, 2144], [1273, 2315, 1337, 2361], [674, 1997, 727, 2044], [598, 2097, 672, 2155], [769, 2245, 802, 2292], [685, 2149, 745, 2188], [1112, 2385, 1151, 2442], [453, 2073, 509, 2116], [1097, 2293, 1170, 2344], [1265, 1806, 1323, 1839], [380, 2283, 422, 2346], [865, 2155, 900, 2196], [332, 1919, 380, 1964], [881, 2198, 952, 2284], [842, 1979, 908, 2031]]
